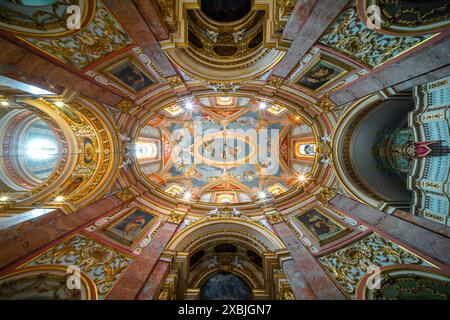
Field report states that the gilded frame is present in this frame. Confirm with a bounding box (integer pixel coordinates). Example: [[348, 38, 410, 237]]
[[103, 207, 157, 246], [294, 206, 351, 246], [101, 57, 157, 94], [293, 53, 354, 93]]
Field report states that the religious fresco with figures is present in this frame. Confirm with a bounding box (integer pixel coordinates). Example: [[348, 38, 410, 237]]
[[0, 0, 449, 304], [136, 96, 316, 204]]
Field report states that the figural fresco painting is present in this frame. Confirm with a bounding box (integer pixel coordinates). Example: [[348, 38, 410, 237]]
[[105, 58, 155, 93], [105, 209, 154, 246], [295, 55, 352, 92], [295, 209, 349, 245]]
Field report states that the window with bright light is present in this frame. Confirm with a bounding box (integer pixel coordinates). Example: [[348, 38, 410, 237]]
[[25, 138, 58, 160], [135, 142, 158, 159]]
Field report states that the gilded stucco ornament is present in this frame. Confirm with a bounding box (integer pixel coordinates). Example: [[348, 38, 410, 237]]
[[319, 6, 435, 68], [315, 187, 336, 203], [266, 76, 285, 89], [318, 232, 433, 298], [317, 95, 336, 113], [166, 212, 186, 224], [165, 76, 186, 89], [24, 234, 133, 299], [72, 163, 96, 178], [116, 187, 138, 202], [22, 1, 133, 70], [266, 213, 285, 225], [273, 267, 295, 300], [116, 99, 135, 114]]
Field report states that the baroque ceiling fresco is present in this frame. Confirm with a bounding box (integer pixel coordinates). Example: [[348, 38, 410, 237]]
[[137, 96, 316, 204], [0, 0, 449, 303]]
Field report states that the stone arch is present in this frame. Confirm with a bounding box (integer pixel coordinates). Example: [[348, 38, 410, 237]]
[[163, 216, 292, 299], [0, 91, 120, 214], [332, 93, 413, 212]]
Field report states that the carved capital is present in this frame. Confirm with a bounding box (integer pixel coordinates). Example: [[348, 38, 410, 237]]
[[266, 76, 284, 89], [166, 76, 185, 89], [315, 186, 336, 203], [116, 99, 134, 114], [266, 212, 285, 225], [116, 187, 138, 202], [157, 282, 174, 300], [166, 212, 185, 224]]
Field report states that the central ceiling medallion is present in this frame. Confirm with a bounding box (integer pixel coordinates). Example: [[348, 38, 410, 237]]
[[136, 95, 317, 205]]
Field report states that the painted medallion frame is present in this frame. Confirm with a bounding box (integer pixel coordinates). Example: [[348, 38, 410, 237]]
[[101, 57, 157, 94], [293, 54, 354, 93], [294, 207, 351, 245], [104, 208, 157, 246]]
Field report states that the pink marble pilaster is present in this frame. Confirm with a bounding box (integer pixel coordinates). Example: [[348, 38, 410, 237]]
[[330, 194, 450, 267], [105, 221, 178, 300], [272, 222, 345, 299], [0, 195, 124, 269], [0, 38, 123, 105]]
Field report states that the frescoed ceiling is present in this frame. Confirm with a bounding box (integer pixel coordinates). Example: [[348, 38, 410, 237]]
[[136, 96, 317, 204], [21, 0, 133, 70], [0, 0, 448, 214]]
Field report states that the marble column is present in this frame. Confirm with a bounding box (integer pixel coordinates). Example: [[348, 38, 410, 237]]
[[271, 219, 345, 299], [105, 220, 179, 300], [330, 194, 450, 267]]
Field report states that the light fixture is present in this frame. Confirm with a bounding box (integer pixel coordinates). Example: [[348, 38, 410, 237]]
[[54, 195, 65, 202], [0, 196, 8, 202], [259, 102, 267, 110], [1, 100, 8, 107], [183, 191, 192, 201], [258, 191, 267, 200], [185, 101, 193, 110], [54, 100, 65, 107], [297, 174, 308, 183]]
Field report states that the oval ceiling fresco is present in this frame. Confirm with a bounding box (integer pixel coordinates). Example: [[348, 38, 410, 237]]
[[136, 96, 317, 204]]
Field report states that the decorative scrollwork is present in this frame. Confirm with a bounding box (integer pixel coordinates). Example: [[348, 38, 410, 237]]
[[23, 2, 133, 69], [266, 213, 284, 225], [25, 234, 133, 299], [318, 233, 433, 298], [166, 212, 185, 224], [319, 6, 434, 68], [115, 187, 138, 202], [0, 272, 81, 300]]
